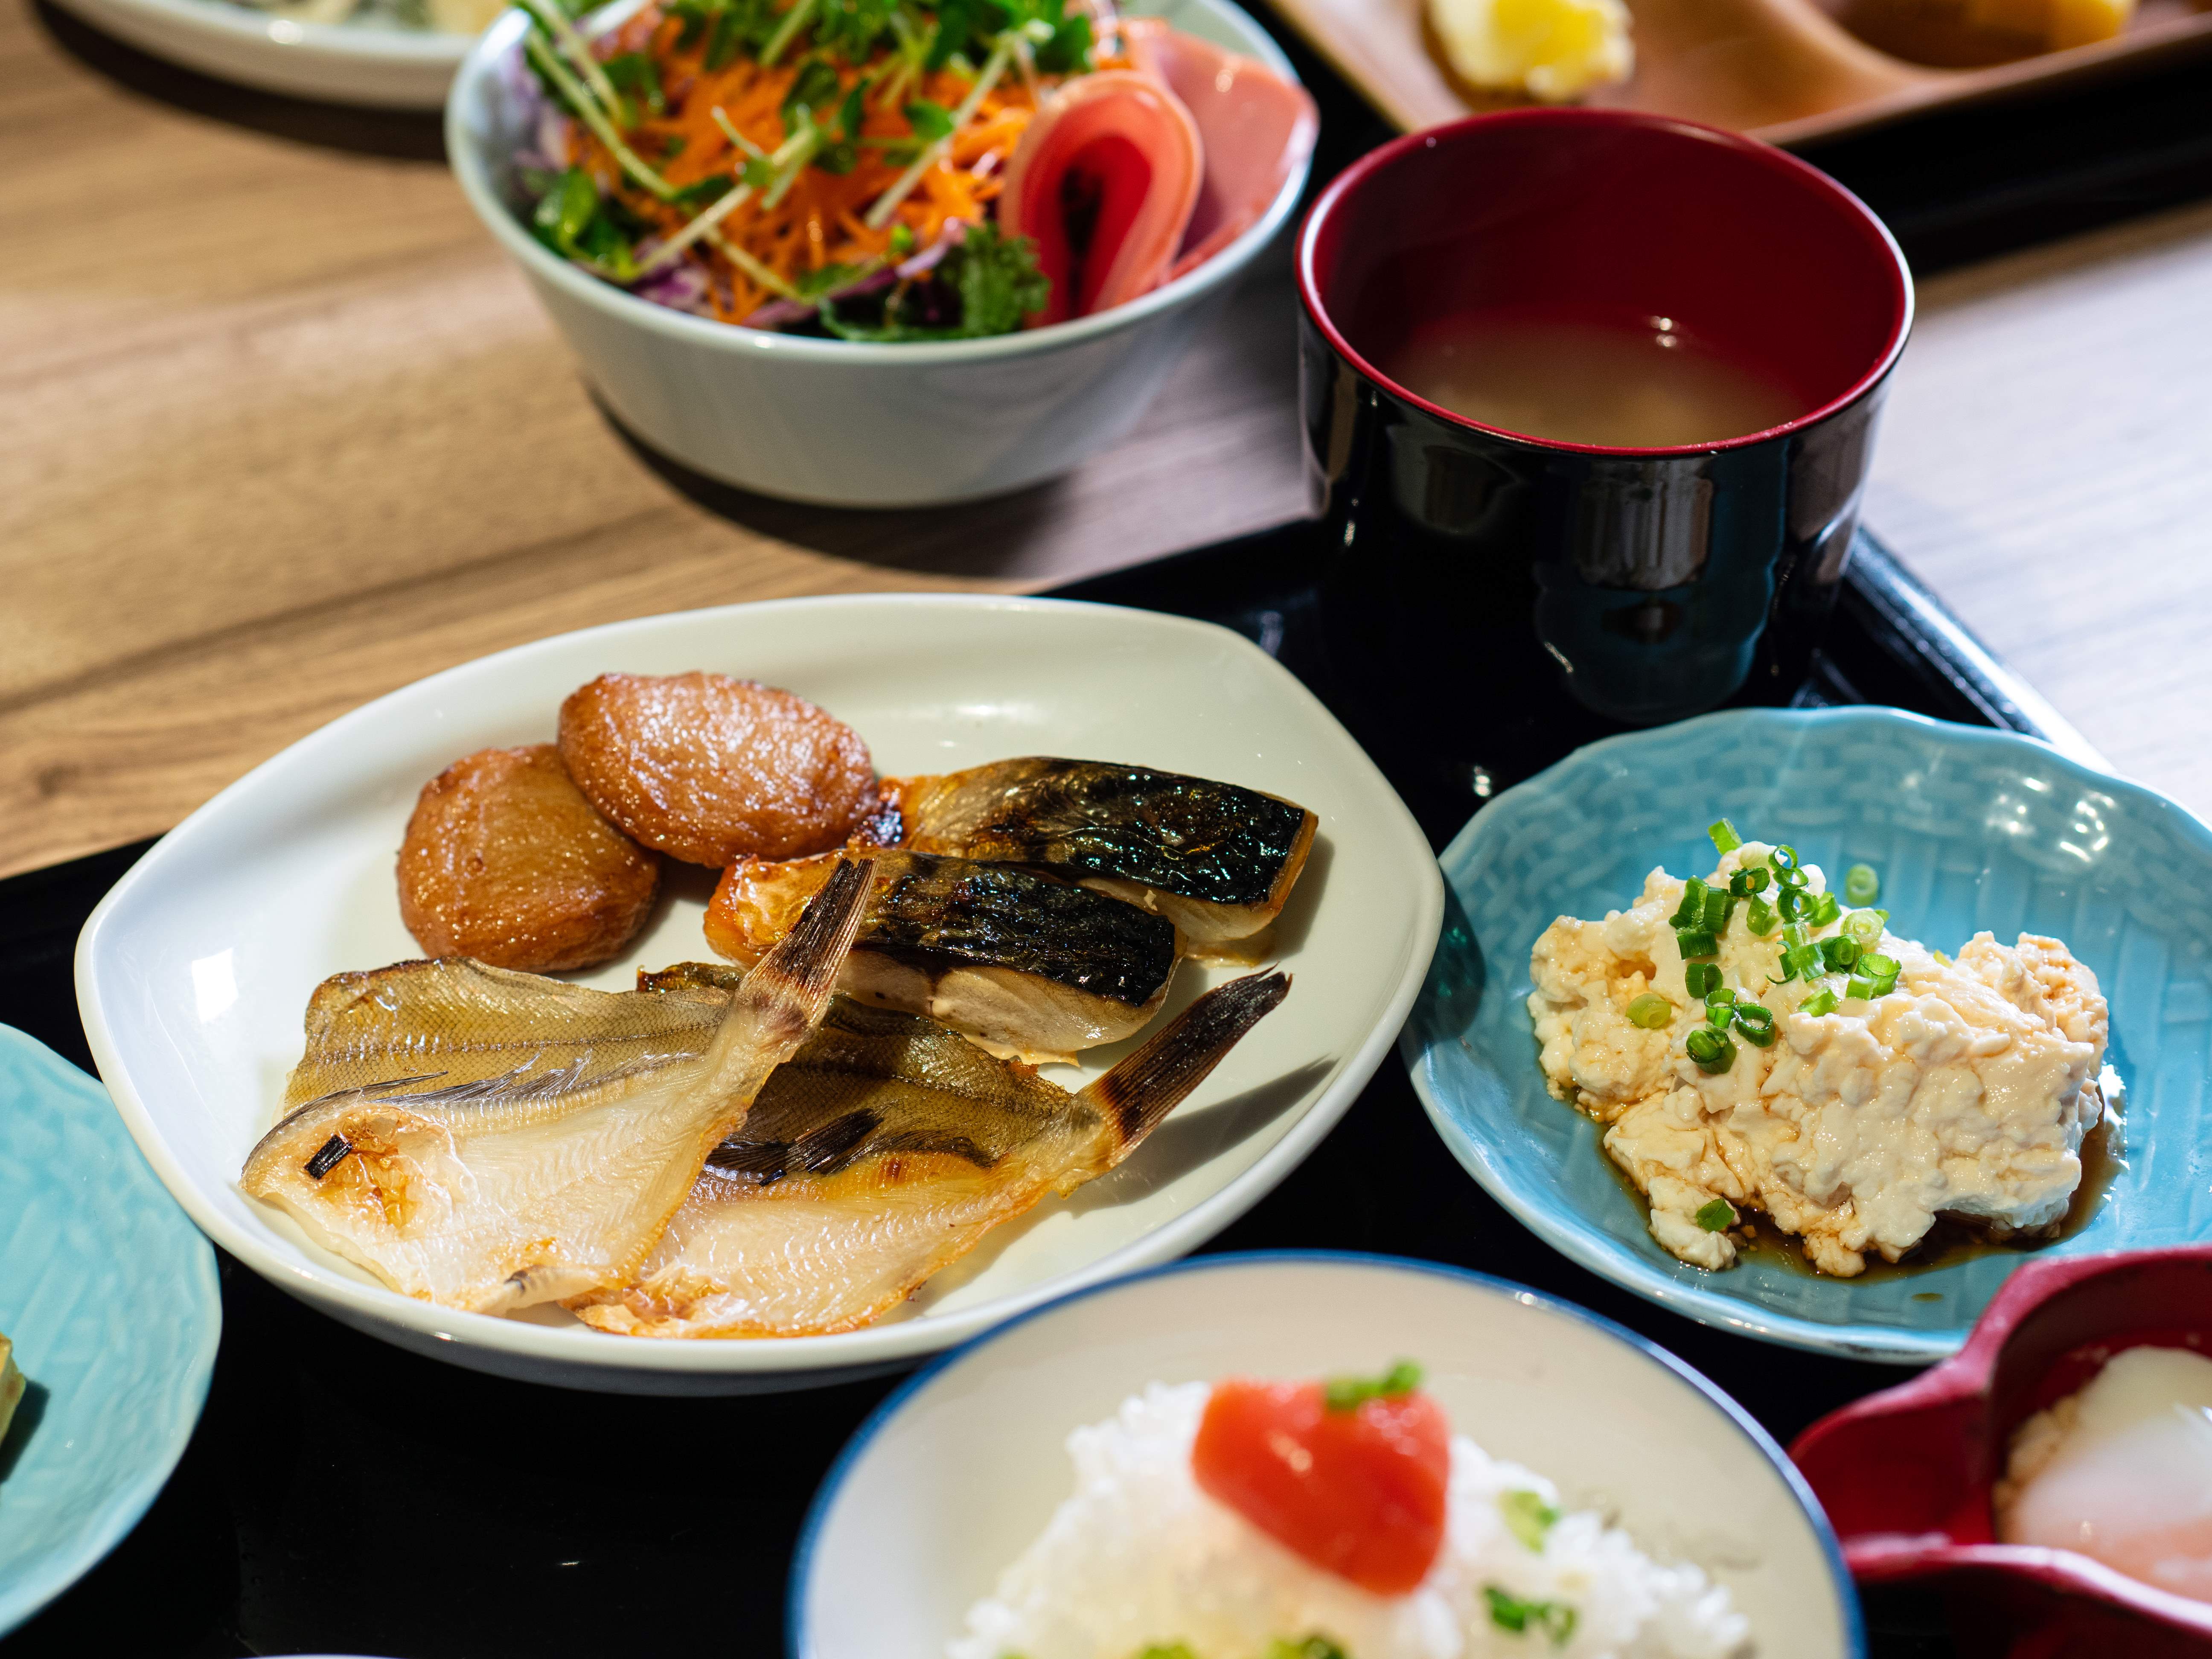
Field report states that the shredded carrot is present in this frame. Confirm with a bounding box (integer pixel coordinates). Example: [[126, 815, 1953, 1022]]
[[567, 3, 1047, 323]]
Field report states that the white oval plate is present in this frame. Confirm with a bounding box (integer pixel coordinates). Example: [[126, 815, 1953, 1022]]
[[793, 1252, 1864, 1659], [77, 595, 1442, 1393], [45, 0, 466, 109]]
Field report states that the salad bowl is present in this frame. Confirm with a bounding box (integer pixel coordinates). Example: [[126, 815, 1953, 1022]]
[[1405, 704, 2212, 1364], [445, 0, 1312, 508], [77, 595, 1440, 1394], [793, 1251, 1862, 1659]]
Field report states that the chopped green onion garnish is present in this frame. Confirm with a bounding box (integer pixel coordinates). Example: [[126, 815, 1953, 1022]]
[[1845, 974, 1877, 1001], [1705, 985, 1738, 1008], [1843, 909, 1884, 945], [1484, 1586, 1578, 1645], [1859, 953, 1900, 978], [1805, 891, 1841, 927], [1772, 844, 1801, 870], [1844, 864, 1880, 905], [1323, 1360, 1423, 1412], [1745, 897, 1778, 937], [1801, 987, 1839, 1017], [1682, 963, 1719, 998], [1708, 819, 1743, 853], [1706, 1004, 1734, 1030], [1695, 1198, 1736, 1231], [1781, 923, 1811, 949], [1775, 864, 1809, 891], [1684, 1028, 1736, 1072], [1265, 1639, 1348, 1659], [1729, 867, 1770, 896], [1733, 1001, 1773, 1028], [1627, 992, 1672, 1029], [1735, 1013, 1776, 1046], [1702, 889, 1732, 933], [1820, 936, 1862, 972], [1676, 929, 1718, 960], [1499, 1488, 1560, 1551], [1670, 878, 1709, 929], [1871, 974, 1899, 998], [1777, 888, 1805, 921], [1784, 943, 1823, 979]]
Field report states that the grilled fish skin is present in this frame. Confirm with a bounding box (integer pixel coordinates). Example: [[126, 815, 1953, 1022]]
[[571, 969, 1291, 1338], [706, 850, 1181, 1059], [239, 859, 873, 1316], [862, 758, 1318, 949]]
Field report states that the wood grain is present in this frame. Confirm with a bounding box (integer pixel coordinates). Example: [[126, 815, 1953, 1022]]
[[1865, 195, 2212, 820], [0, 0, 1305, 878], [9, 0, 2212, 882]]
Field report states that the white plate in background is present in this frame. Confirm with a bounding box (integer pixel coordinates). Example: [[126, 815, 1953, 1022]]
[[78, 595, 1442, 1393]]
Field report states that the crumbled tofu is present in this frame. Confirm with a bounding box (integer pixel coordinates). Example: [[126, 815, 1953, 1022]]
[[1528, 843, 2108, 1275]]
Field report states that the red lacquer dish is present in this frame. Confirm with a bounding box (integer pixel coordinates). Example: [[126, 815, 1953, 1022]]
[[1793, 1247, 2212, 1658]]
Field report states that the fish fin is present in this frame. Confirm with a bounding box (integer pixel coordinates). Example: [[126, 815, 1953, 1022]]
[[1079, 969, 1289, 1148], [719, 856, 874, 1055]]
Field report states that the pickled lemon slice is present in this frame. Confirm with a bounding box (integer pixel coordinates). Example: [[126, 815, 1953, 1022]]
[[1428, 0, 1635, 102]]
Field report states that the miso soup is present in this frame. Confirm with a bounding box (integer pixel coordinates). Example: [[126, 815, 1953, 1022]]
[[1382, 312, 1811, 449]]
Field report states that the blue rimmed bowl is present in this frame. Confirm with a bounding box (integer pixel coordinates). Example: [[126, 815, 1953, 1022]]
[[1403, 705, 2212, 1365], [791, 1251, 1860, 1659], [0, 1027, 221, 1637]]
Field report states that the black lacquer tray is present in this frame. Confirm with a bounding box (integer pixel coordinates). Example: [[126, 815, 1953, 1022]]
[[0, 520, 2066, 1659]]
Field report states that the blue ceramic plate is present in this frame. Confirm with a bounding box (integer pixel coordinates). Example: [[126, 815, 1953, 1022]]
[[1403, 706, 2210, 1364], [0, 1027, 221, 1637]]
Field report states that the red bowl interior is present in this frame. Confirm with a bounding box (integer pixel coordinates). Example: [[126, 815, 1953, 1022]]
[[1792, 1249, 2212, 1654], [1295, 109, 1913, 455]]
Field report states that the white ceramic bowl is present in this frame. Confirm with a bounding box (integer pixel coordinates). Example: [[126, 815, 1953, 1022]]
[[445, 0, 1311, 507], [76, 596, 1442, 1394], [794, 1252, 1865, 1659], [46, 0, 464, 107]]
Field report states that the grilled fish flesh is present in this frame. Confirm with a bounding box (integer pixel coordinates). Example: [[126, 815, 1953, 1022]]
[[239, 859, 873, 1316], [571, 966, 1292, 1338], [861, 757, 1318, 950], [707, 850, 1180, 1058]]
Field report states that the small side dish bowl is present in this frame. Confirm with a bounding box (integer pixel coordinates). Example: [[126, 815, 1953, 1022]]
[[77, 595, 1441, 1394], [1404, 704, 2212, 1363], [792, 1251, 1863, 1659], [445, 0, 1312, 508], [0, 1026, 221, 1639], [1793, 1247, 2212, 1658], [44, 0, 466, 108]]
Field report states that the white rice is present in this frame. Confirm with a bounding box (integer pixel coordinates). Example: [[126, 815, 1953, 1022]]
[[950, 1382, 1749, 1659]]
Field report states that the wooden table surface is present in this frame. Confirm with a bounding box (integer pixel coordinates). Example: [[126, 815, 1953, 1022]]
[[6, 0, 2211, 881]]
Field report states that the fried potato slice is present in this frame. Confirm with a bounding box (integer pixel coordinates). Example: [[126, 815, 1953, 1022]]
[[398, 744, 659, 971], [557, 672, 875, 866]]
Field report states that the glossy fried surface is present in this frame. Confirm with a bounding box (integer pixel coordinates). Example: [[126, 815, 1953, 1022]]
[[397, 744, 659, 971], [558, 672, 874, 866]]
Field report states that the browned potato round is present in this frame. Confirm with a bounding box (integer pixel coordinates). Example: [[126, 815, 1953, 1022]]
[[556, 672, 874, 865], [398, 744, 660, 971]]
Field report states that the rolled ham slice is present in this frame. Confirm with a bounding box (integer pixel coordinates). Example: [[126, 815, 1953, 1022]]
[[998, 69, 1203, 324], [1123, 19, 1319, 280]]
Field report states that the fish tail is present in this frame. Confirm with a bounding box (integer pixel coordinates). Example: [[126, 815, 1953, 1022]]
[[1081, 970, 1290, 1147], [735, 856, 875, 1043]]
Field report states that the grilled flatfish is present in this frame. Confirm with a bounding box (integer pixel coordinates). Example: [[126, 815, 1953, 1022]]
[[240, 859, 873, 1316], [570, 965, 1291, 1338], [863, 757, 1318, 950], [706, 850, 1180, 1059]]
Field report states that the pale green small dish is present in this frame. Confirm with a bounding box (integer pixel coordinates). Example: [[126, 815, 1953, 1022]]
[[0, 1026, 220, 1638], [1404, 706, 2211, 1364]]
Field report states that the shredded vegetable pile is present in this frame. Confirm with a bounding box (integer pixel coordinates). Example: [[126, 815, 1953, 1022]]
[[515, 0, 1102, 335]]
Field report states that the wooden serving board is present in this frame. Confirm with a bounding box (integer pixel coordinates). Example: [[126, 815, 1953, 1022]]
[[1267, 0, 2212, 142]]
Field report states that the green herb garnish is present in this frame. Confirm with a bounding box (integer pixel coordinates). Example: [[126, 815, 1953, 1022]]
[[1683, 1027, 1735, 1073], [1266, 1639, 1349, 1659], [1322, 1360, 1423, 1413], [1844, 863, 1880, 905], [820, 222, 1047, 341], [1800, 987, 1839, 1017], [1695, 1198, 1737, 1231], [1484, 1586, 1578, 1646], [1708, 818, 1742, 853], [1627, 992, 1672, 1030], [1499, 1489, 1559, 1551], [1682, 962, 1719, 999]]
